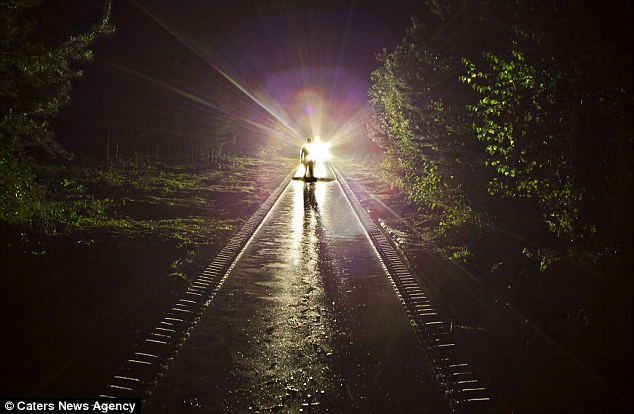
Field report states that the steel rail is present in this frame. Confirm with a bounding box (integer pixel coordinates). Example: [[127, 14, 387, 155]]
[[332, 163, 496, 413], [100, 168, 296, 400]]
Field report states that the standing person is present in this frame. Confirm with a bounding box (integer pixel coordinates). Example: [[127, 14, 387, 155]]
[[300, 137, 315, 179]]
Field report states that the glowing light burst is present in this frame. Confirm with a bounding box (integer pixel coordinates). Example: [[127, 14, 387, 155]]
[[311, 137, 332, 161], [131, 2, 371, 155], [266, 69, 369, 156]]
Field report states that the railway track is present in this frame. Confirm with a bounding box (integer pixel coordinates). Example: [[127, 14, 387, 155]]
[[99, 168, 296, 401], [101, 163, 496, 413], [331, 165, 495, 413]]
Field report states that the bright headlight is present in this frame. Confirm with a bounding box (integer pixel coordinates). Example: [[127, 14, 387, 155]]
[[312, 137, 331, 161]]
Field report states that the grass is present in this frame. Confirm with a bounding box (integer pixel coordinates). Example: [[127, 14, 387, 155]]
[[0, 155, 298, 396]]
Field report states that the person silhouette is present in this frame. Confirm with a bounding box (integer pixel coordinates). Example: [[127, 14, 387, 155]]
[[300, 137, 315, 179]]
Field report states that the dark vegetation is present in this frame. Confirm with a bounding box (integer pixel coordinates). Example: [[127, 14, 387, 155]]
[[365, 0, 632, 410], [0, 0, 294, 396], [368, 0, 632, 273]]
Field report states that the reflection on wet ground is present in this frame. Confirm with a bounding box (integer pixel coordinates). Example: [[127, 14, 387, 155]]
[[144, 164, 448, 413]]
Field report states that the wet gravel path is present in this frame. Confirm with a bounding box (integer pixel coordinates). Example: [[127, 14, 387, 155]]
[[144, 165, 448, 413]]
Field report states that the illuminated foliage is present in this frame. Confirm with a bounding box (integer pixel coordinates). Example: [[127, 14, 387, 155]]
[[369, 0, 632, 271], [369, 20, 476, 236], [461, 46, 581, 240]]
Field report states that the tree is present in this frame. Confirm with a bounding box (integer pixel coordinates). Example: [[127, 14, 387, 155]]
[[0, 0, 114, 227], [368, 0, 632, 270], [369, 16, 482, 235]]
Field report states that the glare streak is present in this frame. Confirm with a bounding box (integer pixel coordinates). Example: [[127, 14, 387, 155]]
[[133, 1, 303, 139]]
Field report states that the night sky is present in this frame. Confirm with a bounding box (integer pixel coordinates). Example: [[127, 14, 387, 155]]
[[48, 0, 434, 154]]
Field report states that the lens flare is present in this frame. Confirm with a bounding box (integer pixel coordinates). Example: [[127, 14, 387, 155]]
[[128, 1, 373, 157], [311, 136, 332, 161]]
